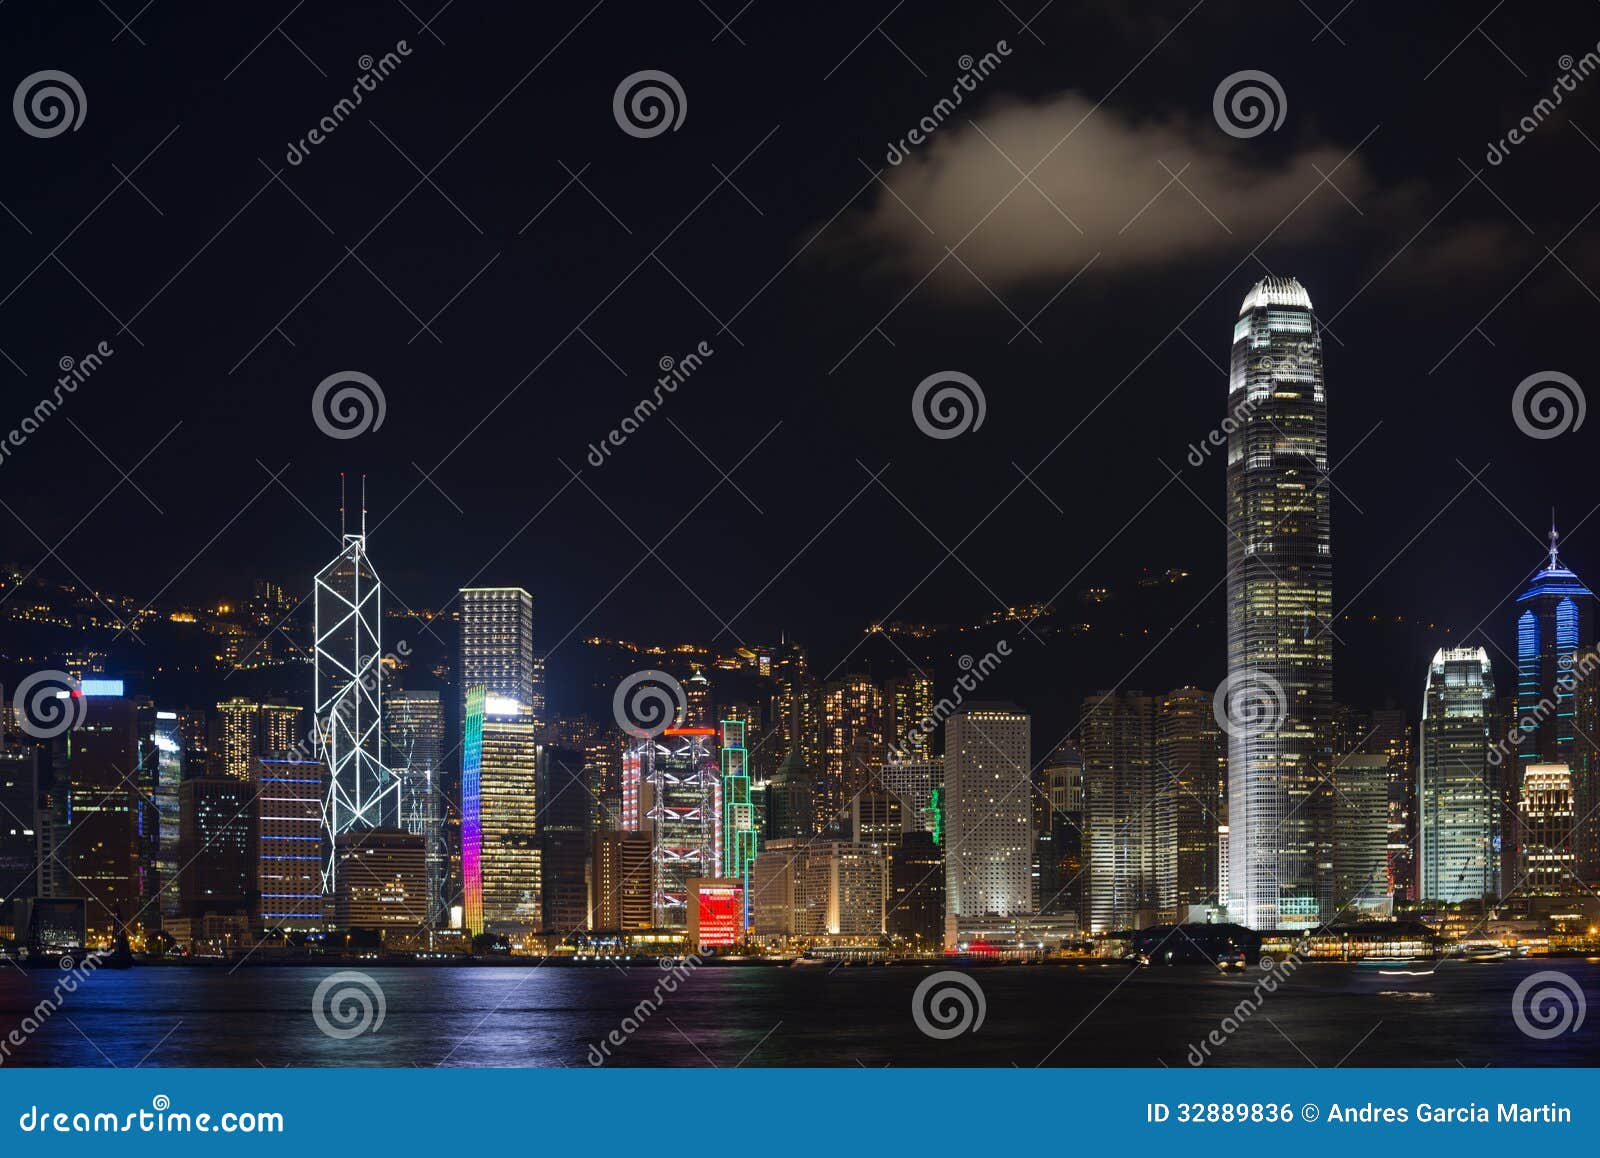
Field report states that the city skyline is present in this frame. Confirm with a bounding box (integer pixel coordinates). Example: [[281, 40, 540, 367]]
[[4, 1, 1600, 1076]]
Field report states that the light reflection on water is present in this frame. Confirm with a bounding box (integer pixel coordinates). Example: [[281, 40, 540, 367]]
[[0, 959, 1592, 1068]]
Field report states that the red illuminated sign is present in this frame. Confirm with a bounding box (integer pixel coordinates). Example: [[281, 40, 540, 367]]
[[695, 885, 742, 947]]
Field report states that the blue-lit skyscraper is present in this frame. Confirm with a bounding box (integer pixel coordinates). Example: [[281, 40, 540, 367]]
[[1224, 276, 1333, 931], [1514, 525, 1595, 885]]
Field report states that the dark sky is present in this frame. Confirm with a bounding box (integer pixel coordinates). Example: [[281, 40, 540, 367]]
[[3, 1, 1599, 704]]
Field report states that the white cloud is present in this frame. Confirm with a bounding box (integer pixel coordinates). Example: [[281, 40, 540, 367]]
[[841, 92, 1376, 292]]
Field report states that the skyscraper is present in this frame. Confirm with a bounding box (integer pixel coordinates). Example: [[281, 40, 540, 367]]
[[151, 711, 185, 919], [387, 690, 446, 925], [590, 830, 653, 931], [1519, 763, 1576, 893], [720, 719, 760, 907], [1331, 754, 1389, 914], [1225, 275, 1333, 930], [48, 689, 145, 945], [1157, 687, 1225, 912], [1080, 692, 1156, 933], [461, 686, 486, 935], [479, 696, 541, 935], [314, 495, 398, 891], [1418, 647, 1499, 903], [820, 675, 885, 835], [178, 776, 253, 919], [253, 755, 325, 932], [1513, 528, 1596, 884], [623, 726, 719, 927], [880, 753, 943, 836], [766, 747, 815, 840], [217, 698, 304, 781], [459, 587, 535, 729], [539, 744, 591, 934], [333, 828, 429, 932], [884, 672, 934, 757], [942, 706, 1031, 948], [0, 746, 38, 923], [766, 641, 819, 784]]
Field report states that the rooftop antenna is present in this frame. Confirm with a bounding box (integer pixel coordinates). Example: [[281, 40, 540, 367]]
[[361, 473, 368, 539], [1550, 508, 1560, 570], [340, 472, 347, 539]]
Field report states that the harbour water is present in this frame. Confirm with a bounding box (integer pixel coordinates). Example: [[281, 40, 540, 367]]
[[1, 958, 1594, 1067]]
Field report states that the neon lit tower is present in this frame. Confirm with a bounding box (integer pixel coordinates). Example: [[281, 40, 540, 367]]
[[720, 718, 760, 926], [314, 477, 399, 893], [461, 685, 486, 935]]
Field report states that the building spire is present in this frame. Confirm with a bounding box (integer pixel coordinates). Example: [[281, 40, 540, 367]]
[[1550, 509, 1560, 570]]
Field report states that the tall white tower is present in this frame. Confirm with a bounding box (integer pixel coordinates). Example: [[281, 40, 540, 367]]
[[315, 476, 398, 891]]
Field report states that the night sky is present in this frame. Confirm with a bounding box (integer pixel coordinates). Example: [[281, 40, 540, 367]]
[[3, 1, 1599, 714]]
